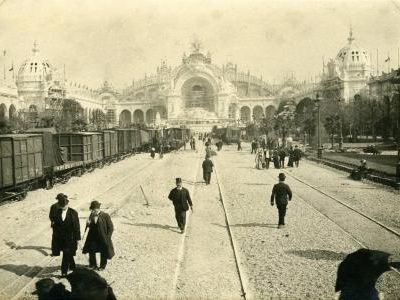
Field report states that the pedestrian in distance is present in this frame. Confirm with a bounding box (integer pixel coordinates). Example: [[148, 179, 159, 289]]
[[278, 147, 286, 168], [202, 154, 214, 184], [150, 147, 155, 159], [49, 193, 81, 277], [255, 148, 264, 169], [270, 173, 293, 228], [273, 148, 280, 169], [168, 178, 193, 233], [293, 145, 302, 167], [264, 148, 270, 169], [82, 200, 115, 271], [251, 139, 256, 154], [287, 146, 294, 167], [192, 137, 196, 150], [237, 139, 242, 151]]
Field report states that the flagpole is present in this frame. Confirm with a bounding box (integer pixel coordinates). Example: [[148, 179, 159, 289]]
[[3, 50, 6, 81], [376, 49, 379, 76]]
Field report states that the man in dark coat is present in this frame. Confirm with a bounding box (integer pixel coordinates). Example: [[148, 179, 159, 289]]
[[278, 147, 286, 168], [83, 200, 114, 271], [293, 145, 302, 167], [202, 154, 214, 184], [168, 178, 193, 233], [270, 173, 292, 228], [49, 194, 81, 277]]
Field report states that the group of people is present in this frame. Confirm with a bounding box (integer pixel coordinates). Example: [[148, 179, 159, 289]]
[[254, 144, 302, 170], [49, 193, 114, 277]]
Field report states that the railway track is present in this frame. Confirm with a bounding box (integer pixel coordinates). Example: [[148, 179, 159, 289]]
[[0, 155, 175, 299], [168, 146, 249, 300], [213, 160, 251, 300], [278, 169, 400, 276]]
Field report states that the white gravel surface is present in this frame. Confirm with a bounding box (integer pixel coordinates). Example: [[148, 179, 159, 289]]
[[294, 159, 400, 231], [1, 142, 400, 299], [214, 143, 400, 299]]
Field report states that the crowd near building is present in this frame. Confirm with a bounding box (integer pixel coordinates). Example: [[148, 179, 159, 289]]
[[0, 29, 399, 134]]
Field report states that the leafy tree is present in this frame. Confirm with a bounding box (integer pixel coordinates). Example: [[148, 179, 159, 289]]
[[323, 114, 340, 148]]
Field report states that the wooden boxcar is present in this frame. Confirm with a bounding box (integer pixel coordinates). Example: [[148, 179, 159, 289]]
[[0, 134, 43, 190], [115, 129, 131, 154], [130, 129, 141, 151], [102, 130, 118, 158], [54, 132, 103, 162]]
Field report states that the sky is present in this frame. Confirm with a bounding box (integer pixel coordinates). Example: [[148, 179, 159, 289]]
[[0, 0, 399, 89]]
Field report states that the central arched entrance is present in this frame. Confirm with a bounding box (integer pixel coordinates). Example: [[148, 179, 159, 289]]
[[181, 77, 215, 112]]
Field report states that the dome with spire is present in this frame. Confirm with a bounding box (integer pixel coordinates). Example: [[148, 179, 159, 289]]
[[17, 41, 53, 84], [334, 28, 371, 80]]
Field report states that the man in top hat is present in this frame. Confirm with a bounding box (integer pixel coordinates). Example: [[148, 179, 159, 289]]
[[202, 154, 214, 185], [49, 193, 81, 276], [82, 200, 114, 271], [168, 178, 193, 233], [270, 173, 293, 228]]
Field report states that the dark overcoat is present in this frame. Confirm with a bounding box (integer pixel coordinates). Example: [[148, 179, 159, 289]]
[[202, 159, 214, 173], [51, 207, 81, 256], [168, 187, 192, 211], [83, 212, 115, 259], [270, 182, 293, 206]]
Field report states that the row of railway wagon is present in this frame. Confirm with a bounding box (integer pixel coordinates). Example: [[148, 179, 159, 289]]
[[214, 127, 242, 144], [0, 127, 191, 202]]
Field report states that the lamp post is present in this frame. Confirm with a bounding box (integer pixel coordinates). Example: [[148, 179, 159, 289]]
[[337, 97, 344, 150], [314, 93, 322, 158]]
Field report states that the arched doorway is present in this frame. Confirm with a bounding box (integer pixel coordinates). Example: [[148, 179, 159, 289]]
[[0, 103, 7, 121], [8, 104, 16, 119], [265, 105, 276, 120], [146, 109, 155, 124], [181, 77, 216, 112], [253, 105, 264, 121], [119, 110, 132, 128], [240, 106, 251, 123], [133, 109, 144, 123]]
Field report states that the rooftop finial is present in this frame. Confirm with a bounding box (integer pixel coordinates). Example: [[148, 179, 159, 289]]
[[348, 25, 355, 44], [32, 40, 39, 54], [191, 39, 201, 53]]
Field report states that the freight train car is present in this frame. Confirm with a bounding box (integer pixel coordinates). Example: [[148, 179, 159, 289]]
[[165, 127, 191, 150], [215, 127, 241, 144]]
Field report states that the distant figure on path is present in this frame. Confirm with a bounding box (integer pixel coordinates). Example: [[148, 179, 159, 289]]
[[192, 137, 196, 150], [278, 147, 286, 168], [202, 154, 214, 184], [270, 173, 292, 228], [293, 145, 302, 167], [49, 193, 81, 277], [350, 159, 368, 180], [82, 200, 115, 271], [150, 147, 156, 159], [272, 149, 280, 169], [237, 140, 242, 151], [264, 148, 270, 169], [168, 178, 193, 233]]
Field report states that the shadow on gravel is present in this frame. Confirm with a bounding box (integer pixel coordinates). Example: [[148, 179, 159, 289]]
[[0, 264, 59, 278], [212, 222, 277, 228], [287, 249, 347, 261], [243, 183, 273, 186], [124, 222, 180, 233], [4, 241, 51, 256]]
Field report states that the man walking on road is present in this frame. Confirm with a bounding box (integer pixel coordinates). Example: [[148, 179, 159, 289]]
[[202, 154, 214, 184], [49, 193, 81, 277], [270, 173, 292, 228], [168, 178, 193, 233], [82, 200, 115, 271]]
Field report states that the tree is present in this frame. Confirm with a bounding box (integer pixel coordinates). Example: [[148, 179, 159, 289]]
[[274, 108, 295, 146], [324, 114, 340, 148]]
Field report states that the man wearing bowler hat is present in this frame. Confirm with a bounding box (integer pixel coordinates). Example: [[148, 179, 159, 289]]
[[49, 193, 81, 277], [168, 178, 193, 233], [270, 173, 293, 228], [82, 200, 114, 271]]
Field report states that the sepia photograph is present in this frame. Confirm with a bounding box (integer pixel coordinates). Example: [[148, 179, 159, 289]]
[[0, 0, 400, 299]]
